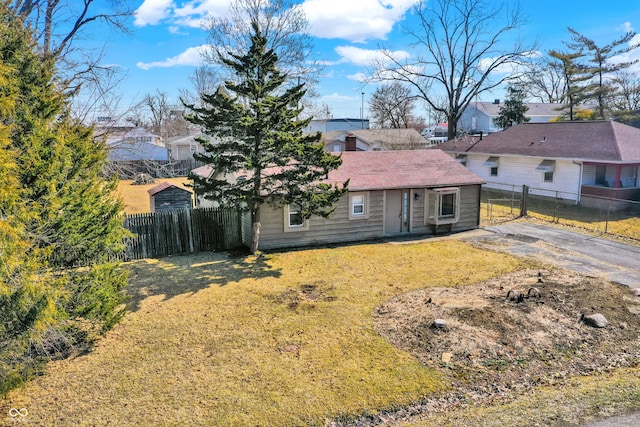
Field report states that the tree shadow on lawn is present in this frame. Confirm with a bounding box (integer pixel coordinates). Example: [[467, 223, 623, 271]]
[[124, 249, 282, 312]]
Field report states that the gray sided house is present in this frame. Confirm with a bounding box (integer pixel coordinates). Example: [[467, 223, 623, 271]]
[[437, 120, 640, 209], [459, 101, 581, 135], [192, 150, 484, 251], [148, 182, 193, 212]]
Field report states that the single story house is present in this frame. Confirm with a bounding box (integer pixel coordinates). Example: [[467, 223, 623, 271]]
[[459, 101, 589, 135], [436, 120, 640, 209], [321, 128, 430, 152], [192, 150, 485, 251], [165, 133, 206, 161], [148, 182, 193, 212]]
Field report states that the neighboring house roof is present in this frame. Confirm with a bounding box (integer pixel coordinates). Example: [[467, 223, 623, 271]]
[[320, 128, 428, 150], [165, 133, 204, 145], [468, 102, 594, 119], [148, 182, 192, 196], [107, 140, 169, 161], [124, 127, 160, 141], [191, 149, 484, 191], [437, 120, 640, 163]]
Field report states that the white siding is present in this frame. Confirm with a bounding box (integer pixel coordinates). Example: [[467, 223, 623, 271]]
[[466, 155, 581, 201]]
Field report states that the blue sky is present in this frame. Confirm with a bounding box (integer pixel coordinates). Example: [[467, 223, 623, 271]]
[[92, 0, 640, 121]]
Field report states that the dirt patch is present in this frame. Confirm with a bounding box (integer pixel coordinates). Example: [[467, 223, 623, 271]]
[[366, 268, 640, 424]]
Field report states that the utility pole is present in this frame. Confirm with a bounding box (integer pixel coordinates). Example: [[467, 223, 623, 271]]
[[361, 92, 365, 129]]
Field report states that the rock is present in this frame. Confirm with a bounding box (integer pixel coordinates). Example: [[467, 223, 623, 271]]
[[580, 313, 608, 328], [441, 352, 453, 363], [433, 319, 447, 329], [632, 288, 640, 296]]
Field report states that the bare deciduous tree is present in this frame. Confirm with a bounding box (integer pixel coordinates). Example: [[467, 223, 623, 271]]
[[517, 55, 567, 103], [10, 0, 134, 115], [370, 0, 535, 139], [202, 0, 322, 114], [611, 70, 640, 122], [369, 82, 420, 129]]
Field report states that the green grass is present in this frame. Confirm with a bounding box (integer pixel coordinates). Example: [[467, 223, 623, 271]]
[[3, 240, 526, 426]]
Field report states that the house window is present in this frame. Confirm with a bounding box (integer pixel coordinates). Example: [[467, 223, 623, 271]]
[[284, 203, 309, 232], [349, 192, 369, 220], [425, 188, 460, 225], [483, 156, 499, 177], [536, 159, 555, 183]]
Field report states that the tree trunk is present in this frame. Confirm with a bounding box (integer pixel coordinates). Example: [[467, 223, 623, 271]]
[[250, 206, 261, 254], [250, 221, 261, 254]]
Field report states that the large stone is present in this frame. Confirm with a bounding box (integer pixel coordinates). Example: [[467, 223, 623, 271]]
[[581, 313, 608, 328]]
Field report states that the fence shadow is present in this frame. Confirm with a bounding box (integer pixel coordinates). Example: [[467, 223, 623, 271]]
[[124, 250, 282, 312]]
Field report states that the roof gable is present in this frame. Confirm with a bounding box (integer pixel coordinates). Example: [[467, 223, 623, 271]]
[[438, 121, 640, 162], [148, 181, 192, 196]]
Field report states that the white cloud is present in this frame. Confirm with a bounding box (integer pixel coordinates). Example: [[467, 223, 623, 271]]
[[321, 92, 356, 102], [301, 0, 415, 42], [134, 0, 174, 27], [134, 0, 229, 29], [347, 72, 367, 83], [136, 45, 208, 70], [334, 46, 410, 66]]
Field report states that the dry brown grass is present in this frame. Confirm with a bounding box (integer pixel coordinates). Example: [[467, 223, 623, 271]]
[[3, 240, 526, 426], [116, 177, 192, 214]]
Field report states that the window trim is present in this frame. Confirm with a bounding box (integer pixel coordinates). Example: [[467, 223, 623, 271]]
[[425, 187, 460, 225], [284, 203, 309, 232], [349, 192, 370, 220]]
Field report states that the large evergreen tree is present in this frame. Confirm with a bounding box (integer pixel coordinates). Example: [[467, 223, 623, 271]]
[[186, 22, 346, 254], [494, 85, 530, 129], [548, 49, 593, 120], [0, 4, 129, 394], [566, 28, 639, 119]]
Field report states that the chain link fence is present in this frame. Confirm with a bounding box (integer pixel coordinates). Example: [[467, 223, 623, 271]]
[[481, 183, 640, 241]]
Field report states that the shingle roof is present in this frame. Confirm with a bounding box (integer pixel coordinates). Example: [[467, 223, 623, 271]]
[[148, 181, 192, 196], [191, 150, 484, 190], [437, 120, 640, 163], [326, 150, 484, 190]]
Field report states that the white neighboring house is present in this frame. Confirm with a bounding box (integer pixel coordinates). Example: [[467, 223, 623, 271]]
[[165, 133, 206, 161], [320, 128, 430, 152], [459, 101, 585, 135], [436, 120, 640, 209]]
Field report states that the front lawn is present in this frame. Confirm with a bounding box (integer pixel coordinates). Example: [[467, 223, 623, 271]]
[[4, 240, 524, 425]]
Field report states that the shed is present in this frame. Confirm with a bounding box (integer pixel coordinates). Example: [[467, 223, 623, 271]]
[[148, 182, 193, 212]]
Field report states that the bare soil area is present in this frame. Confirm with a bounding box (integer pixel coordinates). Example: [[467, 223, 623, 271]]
[[362, 268, 640, 425]]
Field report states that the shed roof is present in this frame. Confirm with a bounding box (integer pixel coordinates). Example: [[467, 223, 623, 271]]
[[437, 120, 640, 163], [148, 181, 192, 196]]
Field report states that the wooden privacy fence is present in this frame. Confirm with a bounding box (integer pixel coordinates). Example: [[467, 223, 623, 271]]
[[123, 207, 243, 260]]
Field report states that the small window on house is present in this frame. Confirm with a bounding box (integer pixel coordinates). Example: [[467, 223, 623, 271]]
[[284, 203, 309, 232], [483, 156, 499, 177], [536, 159, 555, 183], [349, 192, 369, 220], [425, 188, 460, 225]]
